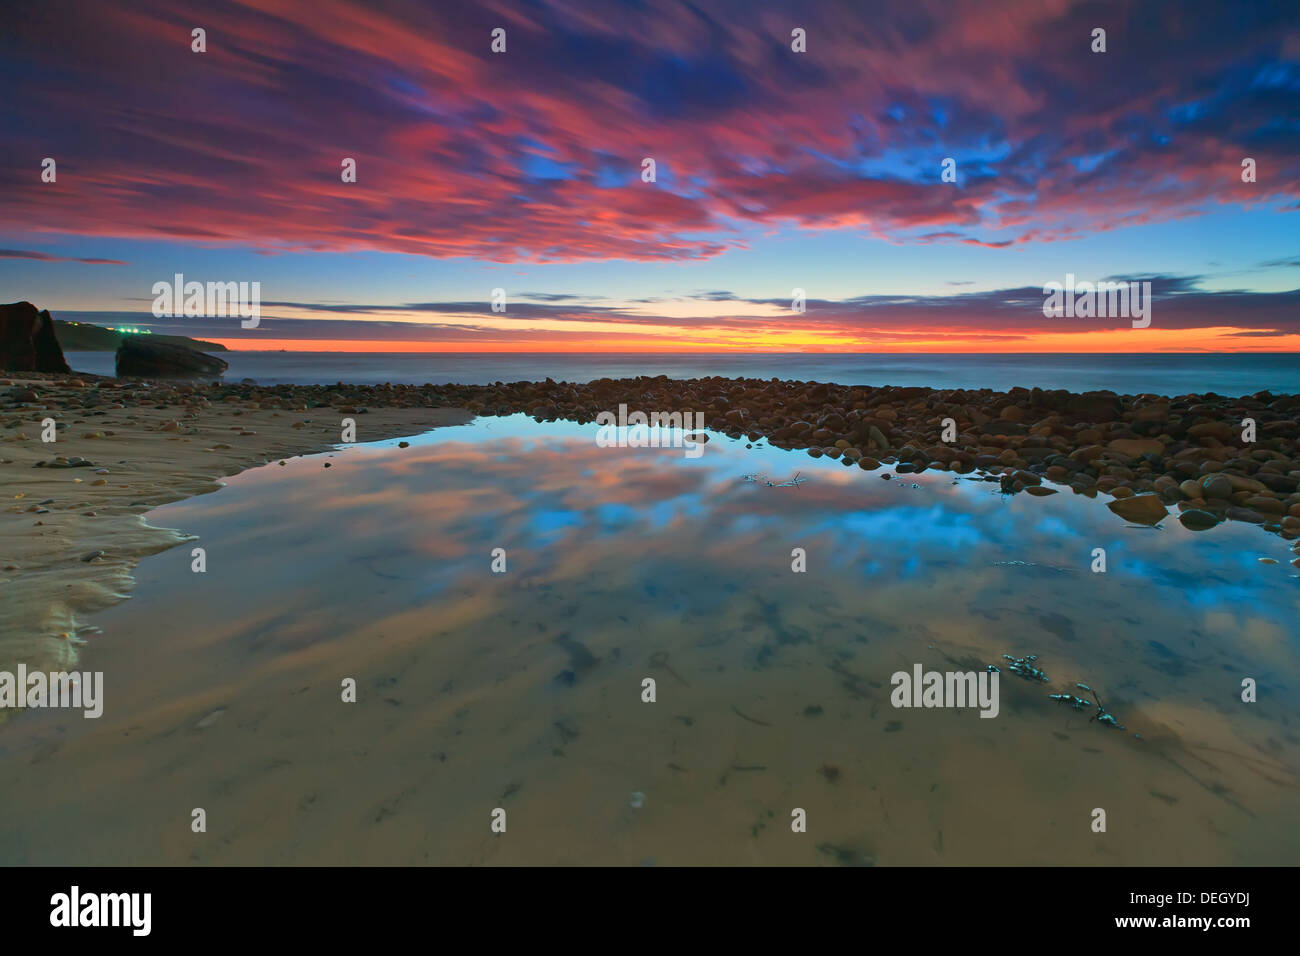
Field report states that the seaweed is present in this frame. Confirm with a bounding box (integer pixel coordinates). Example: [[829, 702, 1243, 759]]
[[1002, 653, 1049, 682]]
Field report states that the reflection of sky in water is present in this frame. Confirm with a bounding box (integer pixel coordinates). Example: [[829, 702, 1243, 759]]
[[351, 414, 1299, 634], [6, 413, 1299, 866]]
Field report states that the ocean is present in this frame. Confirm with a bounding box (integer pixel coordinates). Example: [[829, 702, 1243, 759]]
[[63, 351, 1300, 396]]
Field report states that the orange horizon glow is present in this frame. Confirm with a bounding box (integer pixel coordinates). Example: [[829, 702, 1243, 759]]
[[208, 327, 1300, 354]]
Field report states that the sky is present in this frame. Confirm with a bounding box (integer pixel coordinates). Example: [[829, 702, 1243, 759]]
[[1, 0, 1298, 353]]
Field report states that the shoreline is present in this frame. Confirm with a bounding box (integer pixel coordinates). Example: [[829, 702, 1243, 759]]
[[3, 372, 1298, 698], [0, 373, 473, 698], [440, 374, 1300, 533]]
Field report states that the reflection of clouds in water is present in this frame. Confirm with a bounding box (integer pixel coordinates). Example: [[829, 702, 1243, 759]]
[[141, 418, 1300, 708], [155, 420, 1300, 642], [526, 508, 584, 543], [1031, 515, 1082, 541], [7, 415, 1298, 866], [208, 421, 1300, 639]]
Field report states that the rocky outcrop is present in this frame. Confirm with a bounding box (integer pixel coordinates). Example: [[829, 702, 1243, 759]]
[[0, 301, 71, 373], [115, 338, 228, 379]]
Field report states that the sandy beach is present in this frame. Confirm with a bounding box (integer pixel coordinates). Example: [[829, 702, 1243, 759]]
[[0, 373, 472, 702], [5, 372, 1298, 709], [2, 394, 1297, 866]]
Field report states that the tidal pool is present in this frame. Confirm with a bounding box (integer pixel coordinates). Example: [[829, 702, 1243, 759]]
[[1, 415, 1297, 865]]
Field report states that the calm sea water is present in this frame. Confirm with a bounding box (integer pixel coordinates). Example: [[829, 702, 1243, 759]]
[[2, 415, 1297, 864], [65, 351, 1300, 395]]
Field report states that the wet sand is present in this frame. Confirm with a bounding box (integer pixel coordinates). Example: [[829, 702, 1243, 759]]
[[1, 418, 1296, 865], [0, 374, 471, 692]]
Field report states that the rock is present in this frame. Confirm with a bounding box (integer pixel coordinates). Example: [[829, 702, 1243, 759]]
[[116, 339, 228, 379], [1217, 473, 1268, 494], [1225, 506, 1265, 524], [1106, 493, 1168, 525], [1065, 392, 1122, 423], [1178, 509, 1219, 531], [1201, 474, 1234, 499], [979, 421, 1028, 436], [1188, 421, 1232, 440], [1245, 495, 1285, 515], [1107, 438, 1164, 458], [1257, 472, 1298, 494], [1025, 485, 1057, 496], [1015, 446, 1053, 463], [0, 302, 71, 373], [999, 405, 1024, 422]]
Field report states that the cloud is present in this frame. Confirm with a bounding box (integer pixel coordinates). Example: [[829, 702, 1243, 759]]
[[0, 0, 1295, 262], [0, 248, 127, 265], [52, 275, 1300, 346]]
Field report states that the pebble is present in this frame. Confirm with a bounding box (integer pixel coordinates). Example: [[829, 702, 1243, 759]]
[[1178, 509, 1219, 531], [1201, 475, 1234, 499], [1106, 493, 1168, 525]]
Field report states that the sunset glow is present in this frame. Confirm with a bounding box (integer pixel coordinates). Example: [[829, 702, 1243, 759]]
[[2, 0, 1297, 353]]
